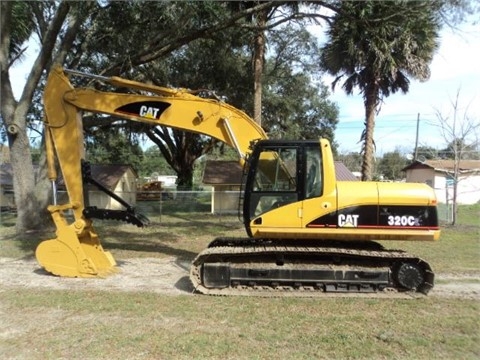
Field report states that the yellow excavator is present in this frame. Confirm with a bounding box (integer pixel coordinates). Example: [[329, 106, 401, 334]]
[[36, 66, 440, 295]]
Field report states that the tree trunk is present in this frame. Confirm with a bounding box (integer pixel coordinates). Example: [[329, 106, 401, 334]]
[[0, 1, 75, 233], [451, 150, 459, 226], [176, 168, 194, 190], [361, 86, 378, 181], [6, 113, 51, 232], [253, 10, 267, 126]]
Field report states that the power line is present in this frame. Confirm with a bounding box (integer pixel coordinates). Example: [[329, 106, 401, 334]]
[[338, 125, 416, 130]]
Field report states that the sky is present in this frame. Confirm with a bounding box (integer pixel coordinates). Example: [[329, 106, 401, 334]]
[[311, 21, 480, 155], [10, 18, 480, 157]]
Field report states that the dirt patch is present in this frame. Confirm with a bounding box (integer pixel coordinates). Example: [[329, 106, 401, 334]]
[[0, 257, 479, 300], [0, 257, 194, 295]]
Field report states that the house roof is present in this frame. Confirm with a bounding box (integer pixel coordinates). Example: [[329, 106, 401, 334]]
[[0, 163, 14, 186], [88, 164, 137, 189], [202, 160, 358, 185], [403, 160, 480, 173], [203, 161, 243, 185], [334, 161, 358, 181], [1, 163, 136, 190], [1, 163, 43, 186]]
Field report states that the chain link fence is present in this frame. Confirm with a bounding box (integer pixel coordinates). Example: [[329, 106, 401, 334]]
[[437, 203, 453, 224], [103, 189, 241, 223]]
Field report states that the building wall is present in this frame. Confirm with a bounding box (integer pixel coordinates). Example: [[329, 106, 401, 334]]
[[405, 168, 435, 187], [433, 174, 447, 204], [442, 174, 480, 205], [89, 169, 137, 210], [210, 185, 240, 214], [406, 168, 480, 205], [0, 186, 14, 210]]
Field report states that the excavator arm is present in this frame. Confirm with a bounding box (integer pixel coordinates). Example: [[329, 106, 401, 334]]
[[37, 66, 267, 277]]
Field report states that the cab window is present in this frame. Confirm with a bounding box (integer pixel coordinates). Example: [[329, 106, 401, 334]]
[[250, 147, 298, 217]]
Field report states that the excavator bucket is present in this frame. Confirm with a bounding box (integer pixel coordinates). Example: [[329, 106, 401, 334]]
[[36, 215, 117, 278]]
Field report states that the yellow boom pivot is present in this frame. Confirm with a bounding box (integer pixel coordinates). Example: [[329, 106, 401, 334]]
[[35, 204, 117, 277]]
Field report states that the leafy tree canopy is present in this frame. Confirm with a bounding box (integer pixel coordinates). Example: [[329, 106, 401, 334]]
[[263, 26, 339, 144], [439, 139, 480, 160], [415, 146, 439, 160], [85, 126, 144, 171], [336, 152, 362, 173], [140, 146, 176, 178], [377, 150, 408, 181]]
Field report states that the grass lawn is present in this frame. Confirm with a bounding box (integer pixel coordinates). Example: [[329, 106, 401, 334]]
[[1, 290, 478, 359]]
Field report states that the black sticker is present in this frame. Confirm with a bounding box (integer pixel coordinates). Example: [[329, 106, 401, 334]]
[[115, 101, 171, 120]]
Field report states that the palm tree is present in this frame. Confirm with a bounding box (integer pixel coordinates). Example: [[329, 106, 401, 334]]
[[320, 0, 441, 180], [8, 1, 35, 62]]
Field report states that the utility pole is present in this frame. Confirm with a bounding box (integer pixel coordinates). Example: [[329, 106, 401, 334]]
[[414, 113, 420, 160]]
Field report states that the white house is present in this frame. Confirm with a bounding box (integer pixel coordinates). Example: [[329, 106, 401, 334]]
[[403, 160, 480, 204]]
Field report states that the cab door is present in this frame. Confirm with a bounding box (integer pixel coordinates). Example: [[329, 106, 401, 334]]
[[300, 142, 338, 229], [243, 142, 303, 236]]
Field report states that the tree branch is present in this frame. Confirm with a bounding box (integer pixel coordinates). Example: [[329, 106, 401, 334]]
[[100, 1, 290, 76], [17, 1, 71, 111], [52, 3, 97, 68]]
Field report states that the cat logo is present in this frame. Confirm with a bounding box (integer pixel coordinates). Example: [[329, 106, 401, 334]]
[[338, 214, 359, 227], [115, 101, 170, 120], [139, 106, 161, 119]]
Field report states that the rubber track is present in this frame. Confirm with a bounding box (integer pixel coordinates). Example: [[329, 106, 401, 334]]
[[189, 244, 434, 298]]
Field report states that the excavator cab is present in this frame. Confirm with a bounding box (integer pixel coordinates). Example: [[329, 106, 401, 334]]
[[242, 140, 324, 236]]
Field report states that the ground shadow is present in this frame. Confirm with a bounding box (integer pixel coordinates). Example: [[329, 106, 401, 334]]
[[175, 276, 195, 293], [173, 258, 198, 294], [6, 213, 242, 261]]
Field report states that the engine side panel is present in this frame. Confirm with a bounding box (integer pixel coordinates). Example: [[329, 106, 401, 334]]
[[249, 181, 440, 242]]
